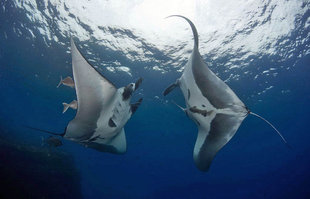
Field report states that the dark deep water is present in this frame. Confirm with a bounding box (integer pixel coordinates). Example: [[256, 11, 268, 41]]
[[0, 1, 310, 199]]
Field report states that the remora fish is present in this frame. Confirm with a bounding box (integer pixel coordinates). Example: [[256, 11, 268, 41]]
[[57, 76, 75, 88], [62, 100, 78, 113]]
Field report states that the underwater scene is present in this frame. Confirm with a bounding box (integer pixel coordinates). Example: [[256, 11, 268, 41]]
[[0, 0, 309, 198]]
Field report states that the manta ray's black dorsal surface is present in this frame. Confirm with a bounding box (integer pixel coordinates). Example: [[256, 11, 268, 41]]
[[163, 15, 288, 171], [62, 39, 143, 154]]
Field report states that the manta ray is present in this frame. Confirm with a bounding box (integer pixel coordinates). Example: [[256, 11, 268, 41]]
[[27, 39, 143, 154], [163, 15, 288, 171]]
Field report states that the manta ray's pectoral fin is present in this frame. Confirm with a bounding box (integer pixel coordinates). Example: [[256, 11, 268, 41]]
[[84, 128, 127, 154], [131, 98, 143, 114], [194, 113, 245, 171], [163, 80, 179, 96], [66, 39, 118, 139]]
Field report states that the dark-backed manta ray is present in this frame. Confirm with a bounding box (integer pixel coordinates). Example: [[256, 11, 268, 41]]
[[26, 39, 143, 154], [163, 15, 288, 171]]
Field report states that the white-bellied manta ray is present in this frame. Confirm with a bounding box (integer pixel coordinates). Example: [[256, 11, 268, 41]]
[[26, 39, 143, 154], [163, 15, 289, 171]]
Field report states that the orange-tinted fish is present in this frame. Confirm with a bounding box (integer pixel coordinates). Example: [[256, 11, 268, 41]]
[[57, 76, 75, 88], [62, 100, 77, 113]]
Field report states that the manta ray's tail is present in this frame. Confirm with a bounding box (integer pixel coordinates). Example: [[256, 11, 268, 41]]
[[57, 76, 63, 88], [171, 100, 186, 112], [166, 15, 199, 48], [23, 125, 65, 137], [249, 112, 291, 149]]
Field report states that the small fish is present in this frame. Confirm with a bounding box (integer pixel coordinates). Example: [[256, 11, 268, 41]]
[[62, 100, 78, 113], [45, 136, 63, 147], [57, 76, 75, 88]]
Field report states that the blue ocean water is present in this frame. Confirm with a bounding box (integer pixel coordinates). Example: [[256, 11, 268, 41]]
[[0, 0, 309, 198]]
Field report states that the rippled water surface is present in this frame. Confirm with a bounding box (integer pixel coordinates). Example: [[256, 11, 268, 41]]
[[0, 0, 309, 198]]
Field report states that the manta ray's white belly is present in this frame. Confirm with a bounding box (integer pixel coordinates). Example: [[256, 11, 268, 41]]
[[179, 63, 215, 121], [91, 88, 131, 140], [179, 63, 245, 133]]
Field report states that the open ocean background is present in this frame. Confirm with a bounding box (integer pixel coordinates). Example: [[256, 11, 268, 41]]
[[0, 0, 309, 198]]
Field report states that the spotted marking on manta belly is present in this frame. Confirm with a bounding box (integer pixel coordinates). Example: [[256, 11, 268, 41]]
[[188, 89, 191, 100]]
